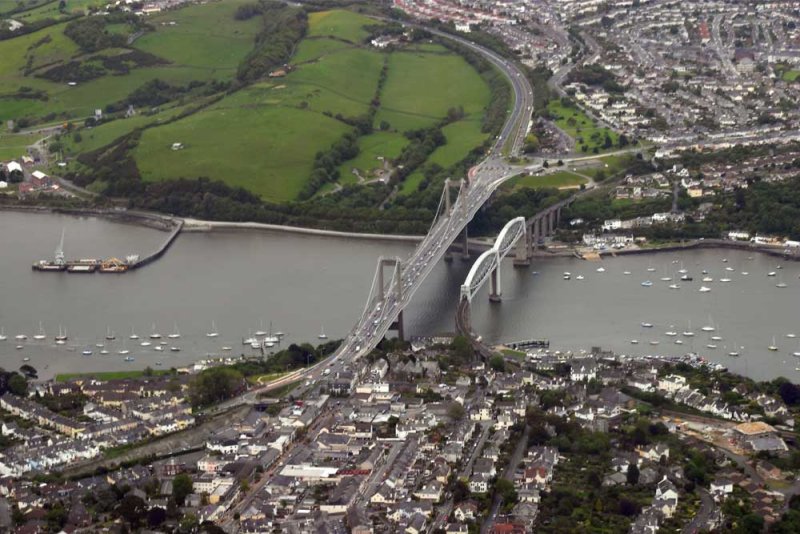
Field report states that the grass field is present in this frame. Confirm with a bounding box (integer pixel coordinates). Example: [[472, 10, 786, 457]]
[[376, 46, 490, 132], [336, 130, 407, 180], [56, 369, 172, 381], [547, 100, 619, 153], [510, 171, 588, 190], [0, 131, 40, 160], [782, 70, 800, 82], [306, 9, 374, 42]]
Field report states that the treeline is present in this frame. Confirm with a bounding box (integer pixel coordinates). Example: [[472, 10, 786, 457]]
[[104, 78, 226, 113], [298, 131, 359, 200], [38, 49, 165, 82], [0, 15, 79, 41], [524, 64, 552, 113], [236, 2, 308, 83], [568, 64, 625, 93]]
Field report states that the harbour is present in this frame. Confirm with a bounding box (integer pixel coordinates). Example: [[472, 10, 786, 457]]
[[2, 211, 800, 382]]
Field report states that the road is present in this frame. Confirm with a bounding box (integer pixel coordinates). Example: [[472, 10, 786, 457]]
[[481, 426, 529, 534], [683, 487, 714, 534]]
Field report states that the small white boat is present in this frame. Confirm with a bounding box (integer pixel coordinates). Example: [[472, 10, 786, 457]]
[[318, 327, 328, 340], [706, 344, 717, 349], [105, 327, 115, 340], [623, 271, 632, 275], [728, 351, 739, 357], [22, 356, 30, 361], [665, 329, 678, 337], [720, 278, 731, 283], [124, 356, 135, 362], [15, 345, 23, 350], [675, 339, 684, 345], [55, 339, 65, 346], [768, 337, 778, 352], [725, 267, 734, 272], [701, 317, 715, 332], [130, 326, 139, 340], [207, 320, 219, 338], [222, 346, 233, 351], [274, 332, 285, 337], [250, 341, 261, 349], [741, 272, 749, 275], [154, 345, 164, 352], [630, 339, 639, 345], [140, 341, 152, 347], [576, 275, 585, 280], [669, 284, 680, 290], [33, 322, 46, 341], [15, 334, 27, 341], [699, 286, 711, 292], [660, 276, 672, 282], [711, 335, 722, 341], [563, 274, 571, 280], [683, 322, 695, 337], [702, 276, 713, 282], [641, 322, 653, 328], [100, 349, 110, 355], [722, 258, 728, 263], [160, 340, 167, 345], [776, 282, 788, 288], [149, 324, 162, 339], [168, 323, 181, 339], [82, 349, 92, 356], [0, 328, 6, 342], [255, 320, 267, 337], [649, 340, 659, 345], [768, 272, 777, 277], [118, 348, 130, 355], [155, 361, 163, 366], [170, 346, 181, 352], [596, 267, 605, 273], [264, 341, 275, 348], [55, 325, 68, 342], [641, 280, 653, 287], [96, 343, 104, 348]]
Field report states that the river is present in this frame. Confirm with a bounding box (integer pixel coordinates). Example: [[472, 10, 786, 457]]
[[1, 211, 798, 382]]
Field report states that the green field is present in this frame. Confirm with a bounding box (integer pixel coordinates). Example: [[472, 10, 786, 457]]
[[510, 171, 588, 190], [336, 130, 407, 181], [547, 100, 619, 153], [376, 46, 490, 132], [782, 70, 800, 82], [56, 369, 172, 382], [0, 131, 39, 160], [306, 9, 374, 42]]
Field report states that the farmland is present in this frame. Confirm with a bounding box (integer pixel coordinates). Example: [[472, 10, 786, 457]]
[[2, 3, 495, 212]]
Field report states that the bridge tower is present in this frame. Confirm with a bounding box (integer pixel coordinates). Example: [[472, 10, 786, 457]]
[[377, 257, 404, 340], [439, 178, 470, 262]]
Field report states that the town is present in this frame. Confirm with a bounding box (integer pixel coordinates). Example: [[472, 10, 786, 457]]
[[1, 336, 799, 532]]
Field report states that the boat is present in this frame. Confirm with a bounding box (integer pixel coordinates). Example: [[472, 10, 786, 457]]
[[274, 332, 285, 337], [140, 341, 152, 347], [576, 275, 585, 280], [118, 348, 130, 355], [665, 328, 678, 337], [669, 283, 680, 290], [641, 322, 653, 328], [55, 338, 65, 346], [680, 274, 692, 281], [263, 322, 279, 344], [683, 321, 695, 337], [105, 327, 116, 341], [725, 267, 734, 272], [154, 345, 164, 352], [768, 272, 777, 277], [264, 341, 275, 348], [649, 340, 659, 345], [701, 316, 715, 332], [318, 327, 328, 340], [641, 280, 653, 287], [124, 356, 135, 362], [255, 320, 267, 337], [250, 341, 261, 349], [15, 334, 27, 341], [170, 346, 181, 352], [675, 339, 684, 345], [100, 349, 110, 355], [630, 339, 639, 345], [768, 336, 778, 352], [623, 271, 632, 275], [678, 262, 687, 274], [130, 326, 139, 340], [563, 273, 571, 280], [720, 277, 731, 283], [646, 262, 656, 272], [787, 334, 797, 339], [722, 258, 728, 263], [702, 276, 713, 282], [160, 341, 167, 345], [149, 324, 162, 339], [15, 345, 23, 350], [222, 346, 232, 351], [206, 321, 219, 338], [699, 286, 711, 292], [741, 272, 749, 275], [711, 335, 722, 341], [82, 349, 92, 356], [155, 361, 163, 366], [168, 323, 180, 339], [706, 344, 717, 349], [0, 328, 6, 341], [777, 282, 788, 288], [22, 356, 30, 361], [596, 267, 605, 273], [55, 325, 68, 342], [33, 322, 46, 341], [701, 269, 708, 275], [728, 350, 739, 357]]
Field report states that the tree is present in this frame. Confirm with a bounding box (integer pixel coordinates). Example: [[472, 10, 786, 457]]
[[8, 373, 27, 396], [116, 494, 146, 526], [626, 463, 640, 485], [172, 473, 193, 506], [449, 335, 474, 363], [494, 478, 517, 504], [147, 507, 167, 527], [447, 402, 466, 420], [452, 479, 470, 503], [489, 355, 505, 372]]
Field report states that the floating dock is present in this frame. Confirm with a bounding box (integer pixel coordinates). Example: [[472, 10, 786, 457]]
[[505, 339, 550, 350]]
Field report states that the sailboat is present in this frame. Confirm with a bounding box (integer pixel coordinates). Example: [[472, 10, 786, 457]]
[[678, 262, 687, 275], [130, 326, 139, 340], [660, 266, 671, 282], [728, 345, 741, 357], [105, 327, 116, 341], [768, 336, 778, 352], [33, 322, 46, 341], [168, 323, 181, 339], [263, 322, 279, 344], [776, 273, 788, 288], [149, 323, 162, 339], [255, 320, 267, 337], [117, 340, 130, 355], [206, 321, 219, 338], [0, 327, 6, 341], [318, 326, 328, 339], [683, 320, 695, 337], [701, 316, 715, 332], [55, 325, 68, 343], [646, 261, 656, 272], [665, 327, 678, 337], [792, 341, 800, 358]]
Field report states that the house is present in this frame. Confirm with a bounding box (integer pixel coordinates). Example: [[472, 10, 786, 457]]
[[414, 480, 443, 502], [710, 477, 733, 500], [453, 500, 478, 522], [570, 359, 597, 382], [655, 476, 678, 502], [732, 421, 787, 452], [637, 443, 669, 463], [446, 523, 469, 534]]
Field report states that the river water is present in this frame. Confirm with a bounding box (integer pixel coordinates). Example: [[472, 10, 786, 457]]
[[1, 211, 798, 382]]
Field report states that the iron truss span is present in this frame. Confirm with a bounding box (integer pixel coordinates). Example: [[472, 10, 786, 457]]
[[461, 216, 527, 302]]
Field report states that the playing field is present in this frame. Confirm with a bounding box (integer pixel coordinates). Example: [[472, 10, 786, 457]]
[[510, 171, 588, 190]]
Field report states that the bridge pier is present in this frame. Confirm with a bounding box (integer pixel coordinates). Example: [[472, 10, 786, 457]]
[[389, 310, 404, 341], [514, 221, 531, 267], [461, 227, 470, 260], [489, 261, 502, 302]]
